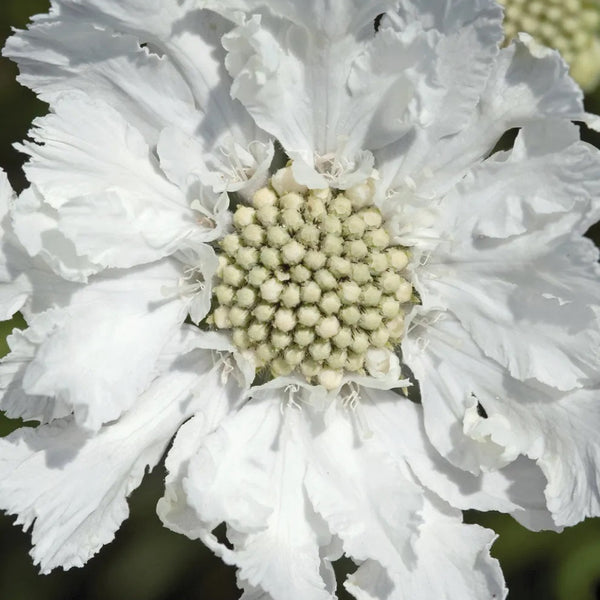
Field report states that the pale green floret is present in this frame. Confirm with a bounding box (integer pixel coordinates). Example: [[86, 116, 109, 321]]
[[232, 329, 250, 350], [299, 224, 320, 246], [235, 287, 256, 308], [395, 279, 413, 303], [322, 234, 344, 256], [371, 327, 390, 348], [248, 322, 268, 342], [320, 292, 341, 315], [328, 256, 352, 277], [282, 240, 306, 265], [281, 208, 304, 230], [281, 284, 301, 308], [340, 305, 361, 326], [221, 234, 240, 255], [316, 316, 340, 339], [304, 249, 327, 270], [352, 263, 371, 285], [222, 264, 244, 287], [236, 247, 259, 270], [298, 306, 321, 327], [294, 328, 315, 347], [256, 343, 276, 363], [242, 223, 265, 247], [333, 327, 352, 348], [266, 226, 290, 247], [315, 269, 337, 291], [233, 205, 255, 228], [301, 281, 322, 303], [214, 284, 234, 306], [275, 308, 297, 332], [387, 247, 409, 271], [248, 266, 269, 287], [252, 187, 278, 209], [285, 347, 305, 366], [369, 252, 389, 274], [318, 369, 343, 390], [280, 192, 304, 210], [340, 281, 361, 304], [254, 303, 276, 322], [360, 284, 382, 307], [291, 264, 311, 283], [213, 306, 231, 329], [260, 247, 281, 269], [310, 340, 332, 361], [271, 330, 292, 349], [328, 349, 348, 370], [260, 278, 284, 303], [210, 166, 414, 389], [256, 204, 279, 227], [230, 306, 250, 327], [347, 239, 369, 260]]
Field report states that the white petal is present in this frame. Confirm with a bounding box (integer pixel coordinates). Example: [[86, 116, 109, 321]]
[[209, 0, 433, 176], [157, 125, 274, 197], [11, 186, 100, 282], [0, 170, 33, 316], [418, 123, 600, 390], [303, 401, 424, 573], [0, 325, 71, 424], [405, 312, 600, 527], [381, 32, 589, 199], [361, 388, 554, 532], [21, 259, 188, 430], [0, 345, 219, 573], [19, 92, 217, 270], [4, 17, 196, 145], [347, 501, 506, 600], [180, 394, 332, 600], [13, 1, 273, 190]]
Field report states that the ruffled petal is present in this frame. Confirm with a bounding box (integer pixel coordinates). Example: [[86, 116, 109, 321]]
[[346, 501, 506, 600], [0, 170, 34, 316], [417, 122, 600, 390], [405, 312, 600, 527], [0, 343, 221, 573], [302, 401, 423, 574], [381, 31, 591, 198], [20, 259, 188, 430], [206, 0, 446, 182], [169, 393, 333, 600], [18, 91, 222, 271], [361, 388, 553, 532], [7, 0, 273, 194]]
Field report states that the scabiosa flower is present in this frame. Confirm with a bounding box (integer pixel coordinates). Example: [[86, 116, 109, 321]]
[[1, 1, 600, 598], [499, 0, 600, 90]]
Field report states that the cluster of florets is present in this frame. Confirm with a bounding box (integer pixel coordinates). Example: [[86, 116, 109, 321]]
[[500, 0, 600, 89], [209, 166, 412, 389]]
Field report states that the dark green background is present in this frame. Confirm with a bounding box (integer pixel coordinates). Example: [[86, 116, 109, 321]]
[[0, 2, 599, 599]]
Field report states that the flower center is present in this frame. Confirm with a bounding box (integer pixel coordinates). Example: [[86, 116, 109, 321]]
[[209, 165, 413, 389]]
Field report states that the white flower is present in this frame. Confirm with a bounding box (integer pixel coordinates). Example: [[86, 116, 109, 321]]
[[0, 1, 599, 598]]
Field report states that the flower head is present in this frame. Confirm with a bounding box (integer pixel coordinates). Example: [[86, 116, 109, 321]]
[[1, 1, 600, 599]]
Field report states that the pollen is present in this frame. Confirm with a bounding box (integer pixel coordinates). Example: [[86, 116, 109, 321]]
[[210, 165, 413, 389]]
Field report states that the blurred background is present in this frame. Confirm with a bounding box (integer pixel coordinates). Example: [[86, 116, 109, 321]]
[[1, 1, 600, 599]]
